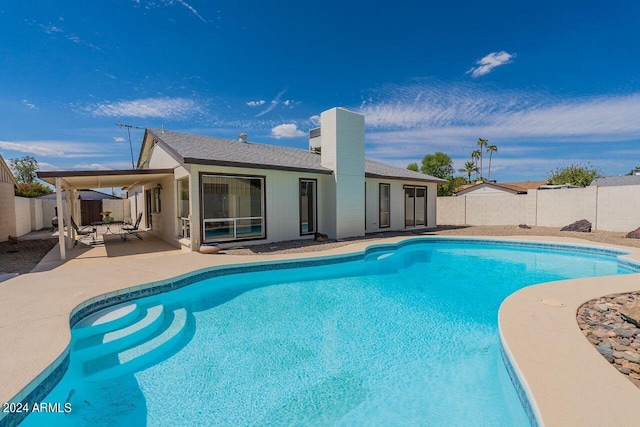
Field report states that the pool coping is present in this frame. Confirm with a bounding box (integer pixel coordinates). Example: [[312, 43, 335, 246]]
[[1, 234, 640, 426]]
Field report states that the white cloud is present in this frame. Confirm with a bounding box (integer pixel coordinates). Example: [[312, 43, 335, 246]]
[[87, 97, 205, 119], [22, 99, 37, 109], [73, 162, 112, 171], [271, 123, 306, 139], [113, 137, 126, 143], [256, 88, 287, 117], [467, 51, 515, 78], [0, 140, 107, 158], [175, 0, 207, 23], [309, 115, 321, 126], [247, 100, 266, 107]]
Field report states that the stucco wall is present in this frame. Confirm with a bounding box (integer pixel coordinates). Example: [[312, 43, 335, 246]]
[[14, 197, 32, 237], [438, 185, 640, 232], [0, 182, 16, 241], [535, 187, 597, 227], [596, 186, 640, 231], [102, 199, 128, 222], [29, 198, 43, 231], [465, 193, 528, 225], [365, 178, 438, 232]]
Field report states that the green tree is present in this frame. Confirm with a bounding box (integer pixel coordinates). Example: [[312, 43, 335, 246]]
[[15, 182, 53, 197], [470, 150, 481, 180], [476, 138, 488, 178], [420, 152, 454, 179], [486, 144, 498, 180], [547, 163, 602, 187], [9, 156, 39, 183], [459, 160, 479, 183], [439, 176, 468, 196], [407, 162, 419, 172], [626, 167, 640, 176]]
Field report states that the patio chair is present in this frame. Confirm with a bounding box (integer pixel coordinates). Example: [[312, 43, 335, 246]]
[[70, 217, 96, 246], [122, 213, 143, 241]]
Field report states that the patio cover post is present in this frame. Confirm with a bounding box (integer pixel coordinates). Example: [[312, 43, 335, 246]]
[[64, 184, 73, 248], [55, 178, 66, 261]]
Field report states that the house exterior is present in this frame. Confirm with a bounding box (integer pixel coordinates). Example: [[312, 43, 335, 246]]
[[590, 175, 640, 187], [454, 180, 548, 197], [130, 107, 445, 250], [0, 155, 18, 242]]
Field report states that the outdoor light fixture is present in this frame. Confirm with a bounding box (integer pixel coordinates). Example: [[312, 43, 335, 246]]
[[157, 183, 162, 191]]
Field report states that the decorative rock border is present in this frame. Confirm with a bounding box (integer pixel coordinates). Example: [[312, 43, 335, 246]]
[[577, 292, 640, 388]]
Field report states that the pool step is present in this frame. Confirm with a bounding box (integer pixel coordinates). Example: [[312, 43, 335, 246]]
[[83, 307, 189, 382], [73, 305, 165, 359], [73, 302, 141, 339]]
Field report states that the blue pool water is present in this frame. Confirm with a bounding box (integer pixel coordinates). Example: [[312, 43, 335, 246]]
[[22, 240, 639, 426]]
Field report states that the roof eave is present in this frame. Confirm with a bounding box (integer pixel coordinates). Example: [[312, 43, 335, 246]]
[[365, 172, 445, 183], [182, 158, 333, 175]]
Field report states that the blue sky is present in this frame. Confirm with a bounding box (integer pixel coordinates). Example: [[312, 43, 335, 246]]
[[2, 0, 640, 182]]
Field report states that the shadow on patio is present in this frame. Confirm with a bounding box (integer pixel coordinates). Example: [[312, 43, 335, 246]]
[[101, 231, 179, 258]]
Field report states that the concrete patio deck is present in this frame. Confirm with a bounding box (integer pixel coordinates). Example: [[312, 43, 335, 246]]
[[1, 233, 640, 426]]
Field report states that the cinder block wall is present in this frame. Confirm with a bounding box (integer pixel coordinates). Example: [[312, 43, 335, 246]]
[[437, 185, 640, 232], [0, 182, 16, 241], [14, 197, 32, 236]]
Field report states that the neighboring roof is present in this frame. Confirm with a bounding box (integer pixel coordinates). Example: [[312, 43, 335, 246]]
[[455, 180, 548, 195], [0, 155, 18, 187], [144, 129, 446, 183], [38, 189, 122, 200], [37, 169, 174, 189], [590, 175, 640, 187]]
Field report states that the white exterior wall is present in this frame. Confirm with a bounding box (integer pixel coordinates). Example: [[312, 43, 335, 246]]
[[535, 187, 597, 227], [462, 186, 514, 196], [320, 108, 365, 239], [29, 198, 43, 231], [41, 199, 58, 229], [102, 199, 127, 222], [148, 144, 180, 169], [596, 186, 640, 231], [438, 185, 640, 232], [466, 194, 528, 225], [365, 178, 438, 232], [0, 183, 16, 241], [14, 197, 32, 237]]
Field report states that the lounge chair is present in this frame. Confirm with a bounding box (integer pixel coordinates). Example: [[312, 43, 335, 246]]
[[122, 213, 143, 241], [70, 217, 96, 245]]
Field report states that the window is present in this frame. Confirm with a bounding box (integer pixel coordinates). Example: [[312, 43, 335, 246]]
[[299, 179, 317, 235], [379, 183, 390, 228], [404, 186, 427, 227], [177, 178, 190, 238], [201, 175, 265, 242]]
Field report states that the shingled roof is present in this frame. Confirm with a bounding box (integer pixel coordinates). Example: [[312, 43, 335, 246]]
[[146, 129, 445, 183], [590, 175, 640, 187]]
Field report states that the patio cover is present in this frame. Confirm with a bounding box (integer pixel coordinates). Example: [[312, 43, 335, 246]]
[[37, 169, 173, 260]]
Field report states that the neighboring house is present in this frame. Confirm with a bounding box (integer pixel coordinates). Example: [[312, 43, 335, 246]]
[[454, 180, 548, 196], [590, 175, 640, 187], [39, 190, 123, 226], [131, 107, 445, 250], [0, 155, 18, 242]]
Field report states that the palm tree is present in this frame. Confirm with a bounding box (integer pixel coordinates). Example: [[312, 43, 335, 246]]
[[459, 160, 479, 183], [476, 138, 488, 178], [486, 144, 498, 180], [470, 150, 481, 180]]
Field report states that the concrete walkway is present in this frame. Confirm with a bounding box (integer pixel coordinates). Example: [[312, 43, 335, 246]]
[[1, 234, 639, 426]]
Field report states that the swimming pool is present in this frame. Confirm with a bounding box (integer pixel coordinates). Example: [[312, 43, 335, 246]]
[[20, 239, 640, 426]]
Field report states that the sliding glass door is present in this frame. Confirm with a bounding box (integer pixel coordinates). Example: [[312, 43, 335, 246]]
[[299, 179, 316, 235], [404, 186, 427, 227]]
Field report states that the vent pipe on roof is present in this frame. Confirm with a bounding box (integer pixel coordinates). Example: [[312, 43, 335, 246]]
[[238, 133, 248, 143]]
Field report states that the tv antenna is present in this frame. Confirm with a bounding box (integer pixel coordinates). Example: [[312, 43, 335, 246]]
[[117, 122, 145, 169]]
